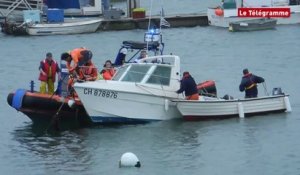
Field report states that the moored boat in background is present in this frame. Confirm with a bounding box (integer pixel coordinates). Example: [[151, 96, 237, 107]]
[[229, 18, 277, 32], [208, 0, 300, 28], [25, 18, 102, 35]]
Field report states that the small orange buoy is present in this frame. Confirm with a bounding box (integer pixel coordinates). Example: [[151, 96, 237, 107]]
[[215, 8, 224, 16]]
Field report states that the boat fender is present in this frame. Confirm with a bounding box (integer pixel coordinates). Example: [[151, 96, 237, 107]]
[[12, 89, 27, 111], [238, 102, 244, 118], [215, 8, 224, 16], [119, 152, 141, 168], [68, 99, 76, 109], [164, 99, 169, 111], [284, 96, 292, 112]]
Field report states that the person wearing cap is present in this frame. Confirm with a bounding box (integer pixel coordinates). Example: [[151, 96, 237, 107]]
[[176, 71, 199, 100], [39, 52, 61, 94], [239, 68, 265, 98]]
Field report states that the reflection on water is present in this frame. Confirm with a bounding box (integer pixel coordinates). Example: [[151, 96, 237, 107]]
[[11, 123, 92, 173]]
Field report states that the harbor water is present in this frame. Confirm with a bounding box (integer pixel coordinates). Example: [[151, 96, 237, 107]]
[[1, 1, 300, 174]]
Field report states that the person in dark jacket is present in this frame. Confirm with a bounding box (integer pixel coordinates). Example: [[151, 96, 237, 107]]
[[176, 71, 199, 100], [239, 68, 265, 98]]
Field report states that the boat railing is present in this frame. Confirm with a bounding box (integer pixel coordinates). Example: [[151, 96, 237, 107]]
[[137, 55, 180, 66], [0, 0, 42, 17]]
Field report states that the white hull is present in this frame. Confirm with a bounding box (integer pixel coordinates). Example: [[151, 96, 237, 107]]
[[26, 19, 101, 35], [208, 5, 300, 27], [74, 81, 181, 123], [174, 95, 291, 120], [74, 55, 183, 123]]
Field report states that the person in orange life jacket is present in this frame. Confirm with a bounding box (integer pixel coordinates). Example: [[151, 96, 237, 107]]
[[39, 52, 61, 94], [101, 60, 116, 80], [176, 71, 199, 100], [239, 68, 265, 98], [80, 59, 98, 81], [60, 47, 93, 75]]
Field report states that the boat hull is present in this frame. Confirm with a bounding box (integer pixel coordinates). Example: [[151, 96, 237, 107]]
[[26, 19, 102, 35], [74, 81, 182, 123], [7, 90, 91, 126], [174, 95, 290, 120]]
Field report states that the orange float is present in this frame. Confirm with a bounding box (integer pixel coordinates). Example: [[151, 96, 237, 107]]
[[215, 8, 224, 16]]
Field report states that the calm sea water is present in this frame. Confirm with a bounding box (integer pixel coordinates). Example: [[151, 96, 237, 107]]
[[1, 1, 300, 174]]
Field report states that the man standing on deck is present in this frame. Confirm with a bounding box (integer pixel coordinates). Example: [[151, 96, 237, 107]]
[[39, 52, 61, 94], [176, 71, 199, 100], [239, 68, 265, 98]]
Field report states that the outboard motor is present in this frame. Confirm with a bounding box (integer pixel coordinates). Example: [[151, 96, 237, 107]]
[[197, 80, 217, 97], [272, 87, 284, 95], [223, 94, 234, 100]]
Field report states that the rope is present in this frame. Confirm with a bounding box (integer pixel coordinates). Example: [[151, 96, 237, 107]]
[[45, 97, 65, 133], [262, 82, 269, 96]]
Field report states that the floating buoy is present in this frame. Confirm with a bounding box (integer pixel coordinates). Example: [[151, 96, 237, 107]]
[[67, 99, 75, 108], [119, 152, 141, 168], [215, 8, 224, 16]]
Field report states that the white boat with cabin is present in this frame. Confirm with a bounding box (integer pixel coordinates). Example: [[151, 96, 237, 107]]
[[74, 55, 183, 123], [208, 0, 300, 27]]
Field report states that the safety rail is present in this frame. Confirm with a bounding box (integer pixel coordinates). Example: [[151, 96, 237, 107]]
[[0, 0, 42, 17]]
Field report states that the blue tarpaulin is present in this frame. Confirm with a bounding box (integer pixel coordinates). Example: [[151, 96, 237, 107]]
[[46, 0, 80, 9]]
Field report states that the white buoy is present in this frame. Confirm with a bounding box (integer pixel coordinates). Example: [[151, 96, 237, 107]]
[[238, 102, 245, 118], [67, 99, 75, 108], [284, 96, 292, 112], [119, 152, 141, 168]]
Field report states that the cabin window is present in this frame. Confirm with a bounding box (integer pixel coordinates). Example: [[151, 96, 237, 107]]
[[113, 65, 129, 81], [121, 65, 151, 82], [146, 66, 171, 86]]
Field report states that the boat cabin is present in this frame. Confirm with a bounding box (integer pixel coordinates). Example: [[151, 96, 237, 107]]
[[112, 55, 181, 89]]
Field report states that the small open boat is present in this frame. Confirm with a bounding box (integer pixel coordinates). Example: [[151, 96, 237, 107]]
[[26, 18, 102, 36], [173, 88, 292, 121], [229, 18, 277, 32]]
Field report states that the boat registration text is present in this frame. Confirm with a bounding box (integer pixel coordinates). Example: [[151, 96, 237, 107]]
[[84, 88, 118, 98]]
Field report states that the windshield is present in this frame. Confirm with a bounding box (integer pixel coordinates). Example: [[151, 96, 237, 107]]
[[112, 64, 152, 83], [146, 65, 171, 86]]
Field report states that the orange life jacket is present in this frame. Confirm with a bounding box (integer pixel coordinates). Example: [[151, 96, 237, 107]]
[[102, 68, 115, 80]]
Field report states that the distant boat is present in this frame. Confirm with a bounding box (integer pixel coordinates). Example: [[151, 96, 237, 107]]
[[207, 0, 300, 27], [229, 18, 277, 32], [26, 18, 102, 35]]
